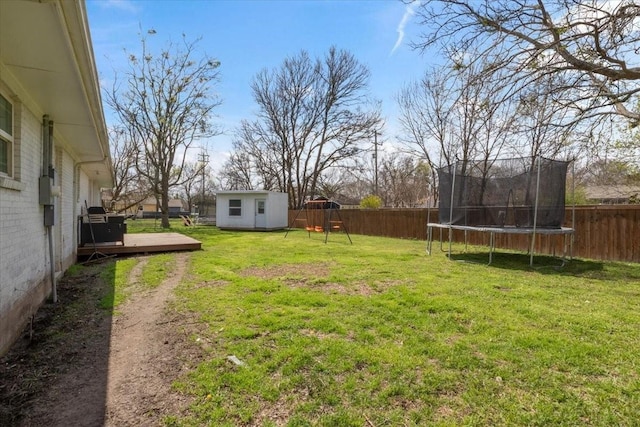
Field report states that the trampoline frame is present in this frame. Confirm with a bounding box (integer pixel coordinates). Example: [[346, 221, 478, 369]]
[[427, 156, 575, 267], [426, 223, 574, 267]]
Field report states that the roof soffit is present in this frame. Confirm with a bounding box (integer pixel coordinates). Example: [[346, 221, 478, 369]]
[[0, 0, 112, 186]]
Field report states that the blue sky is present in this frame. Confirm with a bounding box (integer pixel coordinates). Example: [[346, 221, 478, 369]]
[[86, 0, 431, 169]]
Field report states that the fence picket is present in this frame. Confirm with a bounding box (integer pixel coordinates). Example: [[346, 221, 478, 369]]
[[288, 206, 640, 262]]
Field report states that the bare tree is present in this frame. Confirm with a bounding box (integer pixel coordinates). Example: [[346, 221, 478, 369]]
[[397, 68, 454, 200], [314, 166, 352, 200], [224, 123, 284, 191], [570, 115, 640, 187], [233, 47, 381, 208], [378, 153, 431, 208], [451, 60, 516, 175], [327, 162, 374, 204], [510, 74, 581, 161], [412, 0, 640, 127], [218, 149, 256, 190], [109, 126, 151, 213], [580, 158, 640, 186], [397, 60, 517, 202], [174, 161, 205, 212], [106, 32, 221, 227]]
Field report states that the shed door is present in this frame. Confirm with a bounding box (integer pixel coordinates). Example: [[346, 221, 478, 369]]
[[255, 199, 266, 228]]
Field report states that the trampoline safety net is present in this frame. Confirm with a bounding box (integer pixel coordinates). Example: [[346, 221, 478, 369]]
[[437, 157, 569, 228]]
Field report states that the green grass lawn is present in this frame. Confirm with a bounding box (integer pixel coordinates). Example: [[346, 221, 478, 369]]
[[128, 220, 640, 426]]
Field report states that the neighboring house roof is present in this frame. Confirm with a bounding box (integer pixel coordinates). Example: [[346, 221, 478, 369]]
[[215, 190, 284, 196], [0, 0, 112, 187], [334, 194, 361, 206], [140, 197, 185, 209], [168, 199, 184, 209], [585, 185, 640, 201]]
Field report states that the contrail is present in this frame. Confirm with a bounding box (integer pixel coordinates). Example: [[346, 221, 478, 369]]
[[391, 1, 421, 55], [102, 0, 138, 13]]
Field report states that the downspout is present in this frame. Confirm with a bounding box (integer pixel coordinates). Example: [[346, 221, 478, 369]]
[[48, 226, 56, 302], [43, 116, 57, 303]]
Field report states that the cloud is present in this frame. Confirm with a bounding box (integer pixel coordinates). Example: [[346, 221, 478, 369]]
[[390, 0, 421, 56]]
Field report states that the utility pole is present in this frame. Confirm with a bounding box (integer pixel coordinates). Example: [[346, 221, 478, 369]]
[[373, 131, 379, 196], [198, 150, 209, 215]]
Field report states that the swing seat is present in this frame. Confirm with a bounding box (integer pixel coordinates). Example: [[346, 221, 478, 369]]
[[314, 225, 323, 232], [295, 218, 313, 232], [330, 221, 343, 231]]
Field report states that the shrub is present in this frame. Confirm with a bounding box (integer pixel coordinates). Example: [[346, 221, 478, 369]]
[[360, 195, 382, 209]]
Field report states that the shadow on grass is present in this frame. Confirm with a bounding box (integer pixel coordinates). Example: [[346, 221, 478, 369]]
[[449, 251, 608, 277]]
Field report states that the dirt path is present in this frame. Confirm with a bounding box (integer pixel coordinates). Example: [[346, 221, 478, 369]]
[[104, 253, 189, 425], [0, 252, 201, 427]]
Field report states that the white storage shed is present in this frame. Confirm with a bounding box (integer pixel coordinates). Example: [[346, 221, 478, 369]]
[[216, 191, 288, 230]]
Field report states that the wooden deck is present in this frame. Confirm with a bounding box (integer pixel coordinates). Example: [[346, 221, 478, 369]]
[[77, 232, 202, 257]]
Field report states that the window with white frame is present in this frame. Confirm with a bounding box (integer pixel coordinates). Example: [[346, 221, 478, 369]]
[[0, 93, 12, 176], [229, 199, 242, 216]]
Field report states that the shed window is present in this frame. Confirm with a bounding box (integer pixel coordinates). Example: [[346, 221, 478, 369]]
[[0, 93, 12, 176], [229, 199, 242, 216]]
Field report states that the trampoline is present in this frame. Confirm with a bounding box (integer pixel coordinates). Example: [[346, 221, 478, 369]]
[[427, 156, 575, 266]]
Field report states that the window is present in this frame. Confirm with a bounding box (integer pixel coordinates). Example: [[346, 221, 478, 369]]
[[0, 93, 12, 176], [229, 199, 242, 216]]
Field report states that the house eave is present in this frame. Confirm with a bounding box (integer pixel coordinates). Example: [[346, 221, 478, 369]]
[[0, 0, 112, 187]]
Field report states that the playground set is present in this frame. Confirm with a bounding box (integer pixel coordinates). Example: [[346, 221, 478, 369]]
[[286, 198, 352, 244]]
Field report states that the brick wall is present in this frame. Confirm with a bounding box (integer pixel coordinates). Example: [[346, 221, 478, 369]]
[[56, 147, 77, 272], [0, 72, 104, 354], [0, 99, 50, 354]]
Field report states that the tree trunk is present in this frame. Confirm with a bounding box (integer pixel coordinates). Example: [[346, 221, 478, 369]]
[[161, 177, 171, 228]]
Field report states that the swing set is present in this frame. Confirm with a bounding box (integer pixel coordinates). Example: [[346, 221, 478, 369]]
[[285, 198, 352, 244]]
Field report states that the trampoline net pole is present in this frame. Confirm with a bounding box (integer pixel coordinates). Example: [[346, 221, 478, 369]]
[[529, 156, 542, 266], [449, 166, 456, 258]]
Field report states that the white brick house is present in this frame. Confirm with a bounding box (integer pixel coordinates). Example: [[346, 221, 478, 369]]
[[0, 0, 112, 355]]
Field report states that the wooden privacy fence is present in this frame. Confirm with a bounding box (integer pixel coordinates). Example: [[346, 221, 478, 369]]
[[287, 205, 640, 263]]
